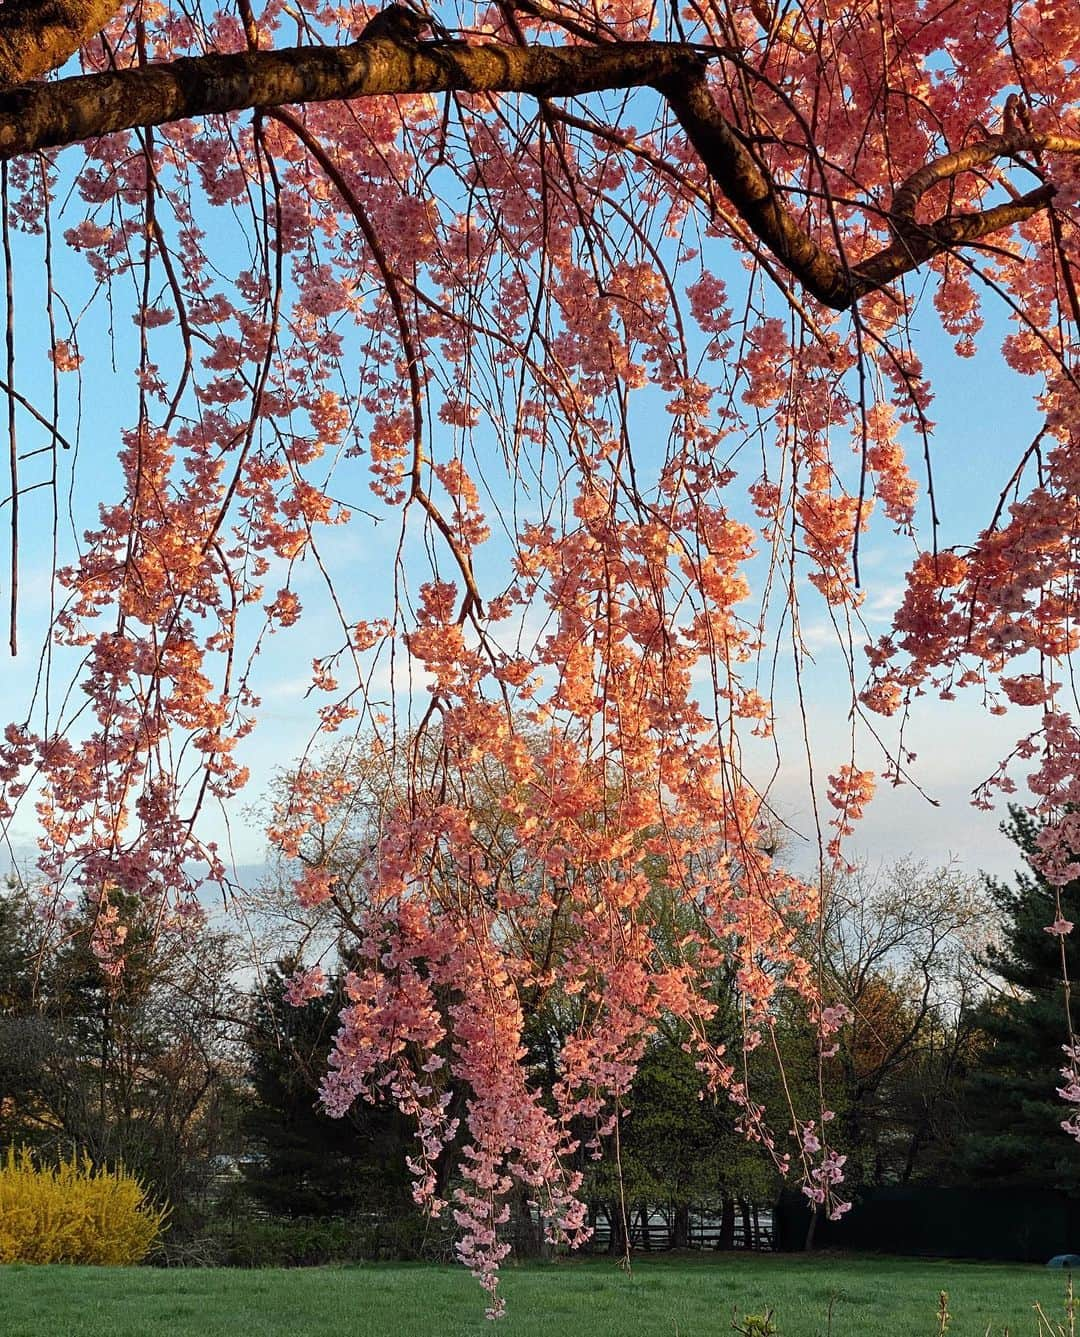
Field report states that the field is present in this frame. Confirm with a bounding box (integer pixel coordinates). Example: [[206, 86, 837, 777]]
[[0, 1254, 1074, 1337]]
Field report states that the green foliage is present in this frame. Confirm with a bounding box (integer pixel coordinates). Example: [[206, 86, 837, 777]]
[[0, 1144, 167, 1264], [587, 1020, 783, 1221], [960, 809, 1080, 1193], [241, 960, 417, 1219], [196, 1212, 447, 1267], [574, 872, 796, 1242], [0, 880, 244, 1232], [0, 882, 46, 1149]]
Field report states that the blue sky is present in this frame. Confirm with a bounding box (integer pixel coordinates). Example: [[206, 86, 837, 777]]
[[740, 309, 1046, 885]]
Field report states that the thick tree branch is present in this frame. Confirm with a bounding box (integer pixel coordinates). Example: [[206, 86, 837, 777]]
[[0, 36, 713, 159], [658, 67, 1080, 309], [0, 33, 1074, 313], [852, 186, 1057, 293], [0, 0, 126, 88], [852, 133, 1080, 294], [655, 67, 854, 308]]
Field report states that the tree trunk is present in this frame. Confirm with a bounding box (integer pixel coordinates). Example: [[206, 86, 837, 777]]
[[805, 1205, 819, 1251], [900, 1119, 928, 1183], [715, 1194, 736, 1250], [672, 1203, 690, 1249], [739, 1197, 753, 1249], [0, 0, 126, 88], [511, 1188, 544, 1259], [606, 1203, 627, 1257]]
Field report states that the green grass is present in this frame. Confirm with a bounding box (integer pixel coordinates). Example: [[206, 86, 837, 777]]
[[0, 1254, 1073, 1336]]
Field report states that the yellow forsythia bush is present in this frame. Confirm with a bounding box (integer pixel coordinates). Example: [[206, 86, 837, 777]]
[[0, 1145, 168, 1265]]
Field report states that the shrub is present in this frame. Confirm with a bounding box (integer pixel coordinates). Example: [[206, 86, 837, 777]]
[[194, 1211, 450, 1268], [0, 1144, 168, 1264]]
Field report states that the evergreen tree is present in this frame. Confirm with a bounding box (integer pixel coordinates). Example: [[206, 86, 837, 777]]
[[961, 809, 1080, 1193], [242, 959, 415, 1218]]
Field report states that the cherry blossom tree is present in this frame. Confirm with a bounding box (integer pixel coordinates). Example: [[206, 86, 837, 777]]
[[0, 0, 1078, 1311]]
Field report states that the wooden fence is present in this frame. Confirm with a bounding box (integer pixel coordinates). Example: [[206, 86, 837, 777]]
[[585, 1204, 775, 1252]]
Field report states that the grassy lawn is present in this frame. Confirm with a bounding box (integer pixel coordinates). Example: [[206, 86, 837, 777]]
[[0, 1254, 1072, 1336]]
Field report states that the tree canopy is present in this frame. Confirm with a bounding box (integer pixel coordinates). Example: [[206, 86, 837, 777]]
[[0, 0, 1079, 1311]]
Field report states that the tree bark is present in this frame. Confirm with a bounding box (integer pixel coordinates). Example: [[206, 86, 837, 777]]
[[805, 1204, 819, 1251], [637, 1203, 651, 1251], [0, 38, 712, 159], [0, 0, 125, 88], [605, 1203, 627, 1257], [511, 1187, 545, 1259], [656, 67, 853, 309], [716, 1194, 735, 1251], [672, 1203, 690, 1250], [739, 1196, 753, 1250]]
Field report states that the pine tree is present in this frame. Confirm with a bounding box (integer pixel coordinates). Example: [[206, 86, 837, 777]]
[[961, 809, 1080, 1193], [242, 960, 415, 1218]]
